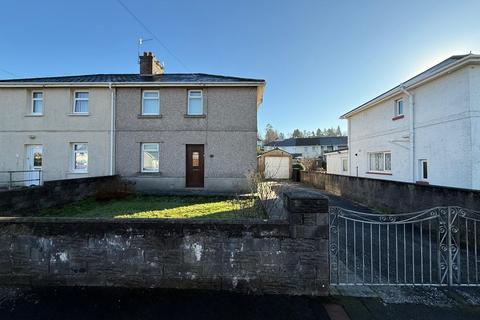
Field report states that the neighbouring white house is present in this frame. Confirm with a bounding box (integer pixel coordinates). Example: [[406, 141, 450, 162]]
[[336, 53, 480, 190], [325, 149, 349, 175], [264, 137, 348, 159]]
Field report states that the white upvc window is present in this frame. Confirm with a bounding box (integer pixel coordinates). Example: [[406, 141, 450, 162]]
[[395, 98, 404, 116], [73, 92, 89, 114], [32, 92, 44, 115], [342, 158, 348, 172], [419, 159, 428, 181], [142, 91, 160, 115], [141, 143, 159, 172], [72, 143, 88, 173], [187, 90, 203, 115], [368, 151, 391, 172]]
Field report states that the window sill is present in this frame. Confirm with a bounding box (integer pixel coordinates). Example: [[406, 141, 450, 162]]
[[366, 171, 392, 176], [69, 171, 88, 174], [416, 181, 429, 185], [392, 115, 404, 121], [25, 114, 44, 117], [184, 114, 206, 118], [137, 171, 162, 176], [69, 113, 90, 116], [137, 114, 163, 119]]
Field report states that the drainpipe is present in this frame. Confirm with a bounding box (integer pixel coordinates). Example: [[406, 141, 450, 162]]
[[400, 84, 415, 183], [108, 82, 115, 176]]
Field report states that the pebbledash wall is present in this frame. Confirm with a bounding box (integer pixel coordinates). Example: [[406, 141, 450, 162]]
[[301, 171, 480, 213], [115, 87, 258, 193], [0, 191, 330, 296], [0, 87, 113, 181]]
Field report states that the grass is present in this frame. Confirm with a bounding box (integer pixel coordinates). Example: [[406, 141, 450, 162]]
[[38, 195, 266, 220]]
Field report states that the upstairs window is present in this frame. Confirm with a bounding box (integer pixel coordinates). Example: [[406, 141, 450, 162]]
[[74, 92, 89, 114], [72, 143, 88, 173], [368, 151, 391, 172], [32, 92, 43, 115], [187, 90, 203, 115], [142, 91, 160, 115], [395, 99, 404, 116], [141, 143, 159, 172]]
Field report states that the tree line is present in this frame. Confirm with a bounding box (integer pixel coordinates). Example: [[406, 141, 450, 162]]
[[260, 124, 345, 144]]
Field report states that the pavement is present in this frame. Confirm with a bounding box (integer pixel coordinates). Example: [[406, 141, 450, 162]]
[[1, 286, 480, 320]]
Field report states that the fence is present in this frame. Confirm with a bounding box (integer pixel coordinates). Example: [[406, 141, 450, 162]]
[[0, 170, 42, 190], [329, 206, 480, 286]]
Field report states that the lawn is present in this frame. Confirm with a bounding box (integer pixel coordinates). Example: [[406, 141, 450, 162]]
[[38, 195, 266, 220]]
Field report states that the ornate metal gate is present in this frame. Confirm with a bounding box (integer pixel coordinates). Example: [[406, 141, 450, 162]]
[[329, 206, 480, 286]]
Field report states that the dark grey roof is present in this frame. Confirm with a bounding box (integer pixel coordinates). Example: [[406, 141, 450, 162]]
[[323, 147, 349, 154], [265, 136, 348, 147], [0, 73, 265, 84], [341, 54, 471, 118]]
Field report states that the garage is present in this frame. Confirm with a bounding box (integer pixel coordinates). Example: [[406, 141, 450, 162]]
[[257, 148, 292, 180]]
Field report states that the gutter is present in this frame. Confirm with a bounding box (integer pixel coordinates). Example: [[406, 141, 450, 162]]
[[0, 81, 266, 88], [400, 84, 415, 182]]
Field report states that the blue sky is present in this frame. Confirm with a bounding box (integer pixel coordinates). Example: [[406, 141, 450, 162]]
[[1, 0, 479, 136]]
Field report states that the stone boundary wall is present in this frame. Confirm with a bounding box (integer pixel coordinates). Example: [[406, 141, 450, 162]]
[[0, 176, 120, 216], [0, 191, 330, 296], [301, 171, 480, 213]]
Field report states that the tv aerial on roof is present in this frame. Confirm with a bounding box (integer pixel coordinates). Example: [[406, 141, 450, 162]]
[[137, 38, 153, 63]]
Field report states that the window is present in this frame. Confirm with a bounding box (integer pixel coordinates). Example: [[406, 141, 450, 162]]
[[74, 92, 89, 113], [32, 92, 43, 115], [342, 158, 348, 172], [368, 151, 391, 172], [141, 143, 159, 172], [304, 146, 308, 153], [192, 152, 200, 167], [395, 99, 404, 116], [72, 143, 88, 173], [187, 90, 203, 115], [420, 159, 428, 181], [142, 91, 160, 115]]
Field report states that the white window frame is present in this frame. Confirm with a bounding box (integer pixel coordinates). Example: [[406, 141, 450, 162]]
[[368, 151, 391, 173], [341, 158, 348, 172], [31, 91, 44, 115], [141, 143, 160, 173], [142, 90, 160, 115], [187, 90, 203, 115], [73, 91, 89, 114], [395, 98, 404, 116], [419, 159, 428, 181], [71, 143, 88, 173]]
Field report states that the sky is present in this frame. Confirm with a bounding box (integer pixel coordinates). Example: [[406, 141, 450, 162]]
[[1, 0, 480, 137]]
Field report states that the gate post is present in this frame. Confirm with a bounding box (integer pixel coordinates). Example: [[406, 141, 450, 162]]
[[283, 190, 329, 295]]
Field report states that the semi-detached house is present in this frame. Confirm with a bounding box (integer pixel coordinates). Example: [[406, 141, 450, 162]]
[[331, 54, 480, 190], [0, 52, 265, 192]]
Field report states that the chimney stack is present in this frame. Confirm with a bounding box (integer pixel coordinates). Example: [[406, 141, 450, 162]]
[[139, 52, 164, 75]]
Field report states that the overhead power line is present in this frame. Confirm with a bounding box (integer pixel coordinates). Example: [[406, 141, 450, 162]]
[[0, 67, 19, 78], [115, 0, 190, 72]]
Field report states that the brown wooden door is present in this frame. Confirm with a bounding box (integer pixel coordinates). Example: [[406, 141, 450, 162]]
[[186, 144, 204, 188]]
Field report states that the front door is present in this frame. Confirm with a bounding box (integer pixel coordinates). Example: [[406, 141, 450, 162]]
[[25, 145, 42, 186], [186, 144, 204, 188]]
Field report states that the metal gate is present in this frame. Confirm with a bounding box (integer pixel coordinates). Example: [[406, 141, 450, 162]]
[[329, 206, 480, 286]]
